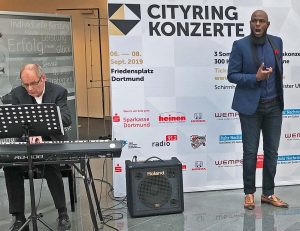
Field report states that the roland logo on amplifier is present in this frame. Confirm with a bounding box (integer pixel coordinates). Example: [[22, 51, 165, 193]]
[[14, 154, 44, 160], [146, 170, 165, 176]]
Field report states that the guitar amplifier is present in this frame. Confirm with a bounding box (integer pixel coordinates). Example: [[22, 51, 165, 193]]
[[125, 157, 184, 217]]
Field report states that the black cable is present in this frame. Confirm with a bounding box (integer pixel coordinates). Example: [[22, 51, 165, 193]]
[[102, 213, 123, 231], [98, 158, 125, 231], [132, 155, 137, 162], [101, 196, 127, 212], [92, 178, 127, 209], [35, 164, 46, 211], [99, 157, 107, 202], [73, 157, 128, 231]]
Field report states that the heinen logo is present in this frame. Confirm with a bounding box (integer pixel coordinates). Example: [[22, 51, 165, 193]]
[[158, 112, 186, 123]]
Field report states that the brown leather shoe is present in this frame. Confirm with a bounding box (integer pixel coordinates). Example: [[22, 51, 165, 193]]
[[261, 194, 289, 208], [244, 194, 255, 210]]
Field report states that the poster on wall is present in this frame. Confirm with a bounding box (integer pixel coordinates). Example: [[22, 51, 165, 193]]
[[108, 0, 300, 197], [0, 11, 77, 140]]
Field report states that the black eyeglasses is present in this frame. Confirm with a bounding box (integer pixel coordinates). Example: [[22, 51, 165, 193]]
[[21, 76, 42, 88]]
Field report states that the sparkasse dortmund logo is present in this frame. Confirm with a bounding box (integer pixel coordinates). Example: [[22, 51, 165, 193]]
[[108, 4, 141, 35]]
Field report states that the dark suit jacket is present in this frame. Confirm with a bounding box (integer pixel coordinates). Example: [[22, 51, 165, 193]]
[[10, 81, 72, 141], [227, 34, 284, 115]]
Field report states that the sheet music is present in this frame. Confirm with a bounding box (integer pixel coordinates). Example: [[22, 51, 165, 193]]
[[0, 103, 64, 138]]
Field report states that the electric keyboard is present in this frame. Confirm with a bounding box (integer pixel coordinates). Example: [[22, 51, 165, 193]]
[[0, 140, 124, 163]]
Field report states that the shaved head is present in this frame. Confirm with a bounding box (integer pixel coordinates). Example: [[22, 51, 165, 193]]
[[251, 10, 269, 22], [250, 10, 270, 37]]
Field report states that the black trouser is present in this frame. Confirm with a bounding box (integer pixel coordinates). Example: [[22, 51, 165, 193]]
[[239, 100, 282, 196], [4, 164, 67, 214]]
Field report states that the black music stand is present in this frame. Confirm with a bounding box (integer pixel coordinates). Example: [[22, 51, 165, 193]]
[[0, 103, 64, 231]]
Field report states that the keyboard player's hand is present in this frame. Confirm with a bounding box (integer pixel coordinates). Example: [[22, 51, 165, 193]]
[[29, 136, 43, 144]]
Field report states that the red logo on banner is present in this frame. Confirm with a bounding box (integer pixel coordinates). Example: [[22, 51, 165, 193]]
[[158, 112, 186, 123], [182, 164, 187, 171], [113, 113, 120, 122], [166, 135, 178, 141], [256, 154, 264, 168], [114, 164, 122, 172]]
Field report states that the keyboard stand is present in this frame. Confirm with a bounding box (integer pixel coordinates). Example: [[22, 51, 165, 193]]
[[0, 159, 105, 230], [72, 159, 103, 230], [86, 159, 104, 223]]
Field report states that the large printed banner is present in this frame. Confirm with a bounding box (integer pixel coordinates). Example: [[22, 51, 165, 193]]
[[108, 0, 300, 196]]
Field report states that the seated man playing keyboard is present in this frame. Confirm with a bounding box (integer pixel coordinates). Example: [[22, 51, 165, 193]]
[[4, 63, 72, 231]]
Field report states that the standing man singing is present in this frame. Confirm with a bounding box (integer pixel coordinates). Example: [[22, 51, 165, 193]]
[[227, 10, 288, 210], [4, 64, 72, 230]]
